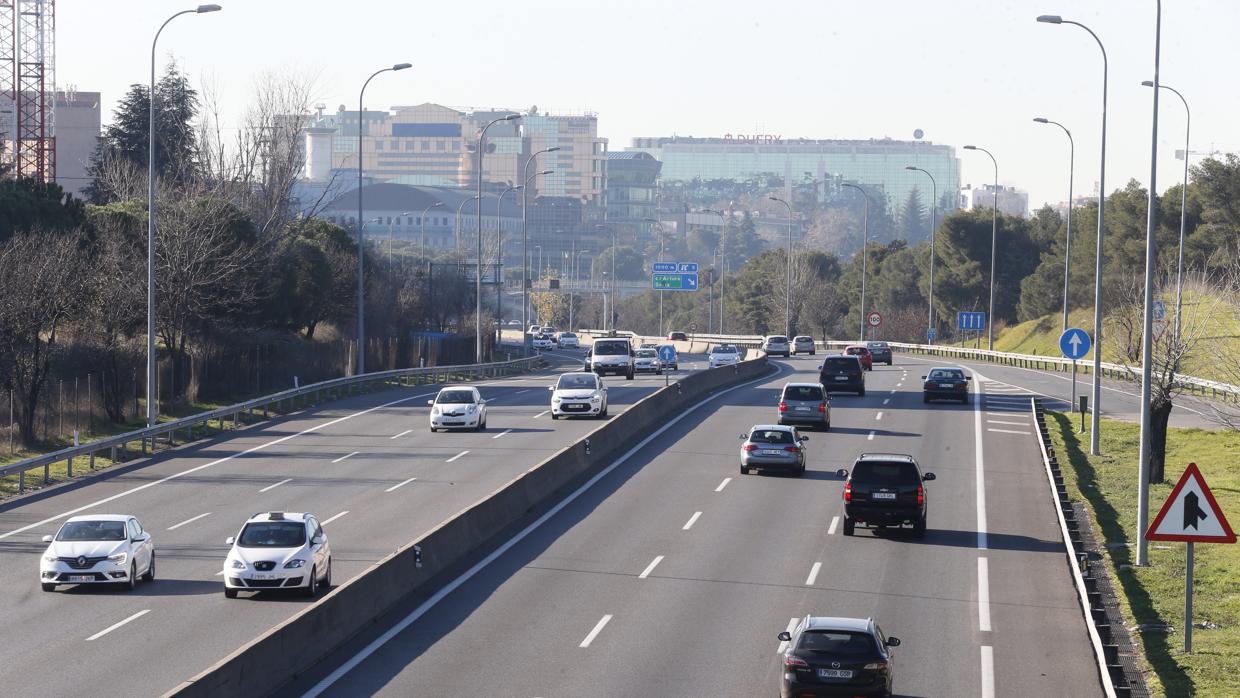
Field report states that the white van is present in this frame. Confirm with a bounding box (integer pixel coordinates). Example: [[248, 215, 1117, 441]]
[[586, 338, 635, 379]]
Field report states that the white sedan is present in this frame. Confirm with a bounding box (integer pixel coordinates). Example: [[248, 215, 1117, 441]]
[[708, 344, 743, 368], [557, 332, 581, 348], [532, 335, 554, 350], [549, 372, 608, 419], [223, 512, 331, 598], [429, 385, 488, 432], [40, 515, 154, 591]]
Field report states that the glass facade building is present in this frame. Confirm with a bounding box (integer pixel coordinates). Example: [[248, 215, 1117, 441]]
[[604, 151, 661, 247]]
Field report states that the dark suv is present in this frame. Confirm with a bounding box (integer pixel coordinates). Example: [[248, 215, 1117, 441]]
[[778, 615, 900, 698], [819, 356, 865, 396], [841, 454, 935, 537]]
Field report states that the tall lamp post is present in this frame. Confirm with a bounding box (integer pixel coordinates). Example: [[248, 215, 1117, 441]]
[[840, 184, 870, 341], [475, 114, 522, 361], [147, 3, 222, 428], [522, 147, 560, 342], [570, 248, 591, 330], [1143, 80, 1189, 341], [768, 196, 794, 338], [963, 145, 999, 350], [644, 218, 665, 335], [390, 211, 410, 269], [1033, 117, 1075, 332], [597, 224, 616, 332], [355, 61, 412, 376], [495, 185, 523, 333], [702, 209, 730, 333], [904, 168, 938, 342], [1037, 13, 1108, 456], [455, 195, 479, 264]]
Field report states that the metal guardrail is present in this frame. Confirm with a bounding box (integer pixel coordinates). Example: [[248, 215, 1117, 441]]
[[1, 355, 542, 495]]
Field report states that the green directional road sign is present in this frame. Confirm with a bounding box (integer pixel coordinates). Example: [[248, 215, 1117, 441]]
[[652, 273, 698, 291]]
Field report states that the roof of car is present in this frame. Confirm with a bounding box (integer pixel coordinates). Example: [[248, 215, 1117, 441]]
[[65, 514, 132, 523], [783, 382, 823, 389], [750, 423, 795, 432], [928, 366, 965, 372], [845, 344, 869, 349], [803, 616, 874, 633], [855, 453, 917, 463], [560, 371, 597, 377], [439, 385, 479, 391], [245, 511, 309, 523]]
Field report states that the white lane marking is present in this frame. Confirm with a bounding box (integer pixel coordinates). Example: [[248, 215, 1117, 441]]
[[867, 430, 875, 441], [828, 516, 839, 535], [514, 389, 530, 395], [889, 389, 897, 394], [0, 390, 443, 541], [390, 429, 413, 439], [777, 617, 799, 654], [321, 511, 349, 526], [167, 512, 211, 531], [986, 419, 1028, 426], [579, 614, 613, 648], [332, 451, 360, 464], [259, 478, 292, 493], [385, 477, 417, 493], [974, 374, 989, 551], [981, 645, 995, 698], [805, 562, 822, 586], [86, 609, 150, 641], [492, 429, 513, 439], [446, 451, 469, 463], [875, 411, 884, 420], [986, 411, 1023, 416], [987, 428, 1031, 435], [682, 512, 702, 530], [214, 570, 225, 576], [984, 396, 1031, 401], [299, 363, 793, 697], [638, 556, 664, 579], [533, 410, 549, 419], [978, 557, 992, 632], [882, 398, 890, 405], [715, 477, 732, 492]]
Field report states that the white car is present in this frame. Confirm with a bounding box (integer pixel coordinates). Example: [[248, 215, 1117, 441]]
[[634, 348, 663, 374], [549, 371, 609, 419], [40, 515, 154, 591], [428, 385, 488, 432], [557, 332, 580, 348], [532, 335, 553, 350], [708, 344, 742, 368], [223, 512, 331, 598], [762, 335, 791, 357]]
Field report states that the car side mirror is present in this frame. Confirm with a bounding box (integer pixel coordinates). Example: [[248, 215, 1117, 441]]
[[312, 535, 325, 545], [886, 636, 901, 647], [427, 400, 434, 406], [799, 435, 809, 442], [966, 376, 972, 380], [479, 399, 487, 405], [817, 365, 823, 370], [135, 532, 151, 543], [777, 631, 792, 642], [920, 375, 927, 379], [42, 534, 53, 543], [835, 468, 849, 478], [739, 434, 747, 440], [923, 472, 936, 481], [547, 386, 555, 391], [225, 536, 235, 545]]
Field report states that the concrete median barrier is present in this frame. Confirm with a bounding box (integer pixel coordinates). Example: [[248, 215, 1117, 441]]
[[166, 356, 770, 698]]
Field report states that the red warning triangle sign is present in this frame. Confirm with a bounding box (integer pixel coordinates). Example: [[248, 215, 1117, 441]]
[[1146, 463, 1237, 543]]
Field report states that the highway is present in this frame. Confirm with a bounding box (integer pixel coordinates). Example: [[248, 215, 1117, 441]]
[[0, 350, 698, 697], [288, 354, 1104, 697]]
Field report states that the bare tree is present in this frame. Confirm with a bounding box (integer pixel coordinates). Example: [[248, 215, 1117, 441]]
[[1207, 270, 1240, 431], [83, 215, 145, 421]]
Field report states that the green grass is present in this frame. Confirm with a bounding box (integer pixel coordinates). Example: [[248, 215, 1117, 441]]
[[1049, 412, 1240, 697]]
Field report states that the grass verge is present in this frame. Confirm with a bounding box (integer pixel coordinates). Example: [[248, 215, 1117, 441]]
[[1048, 412, 1240, 697]]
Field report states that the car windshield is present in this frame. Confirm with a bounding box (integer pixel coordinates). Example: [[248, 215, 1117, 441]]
[[784, 385, 824, 401], [712, 345, 737, 354], [929, 369, 965, 380], [238, 521, 307, 548], [637, 349, 657, 358], [750, 429, 794, 444], [853, 462, 921, 485], [797, 630, 877, 655], [56, 520, 127, 541], [557, 374, 598, 390], [593, 342, 629, 355], [823, 357, 858, 370], [795, 336, 812, 342], [436, 390, 476, 404]]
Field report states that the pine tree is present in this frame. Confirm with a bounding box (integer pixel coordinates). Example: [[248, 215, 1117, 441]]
[[898, 187, 926, 242]]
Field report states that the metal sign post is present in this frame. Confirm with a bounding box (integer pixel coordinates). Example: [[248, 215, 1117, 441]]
[[658, 344, 676, 388], [1060, 328, 1092, 412]]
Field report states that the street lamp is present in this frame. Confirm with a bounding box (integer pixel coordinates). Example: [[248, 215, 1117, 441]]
[[455, 195, 479, 264], [701, 209, 730, 333], [840, 184, 870, 342], [963, 145, 998, 350], [1142, 80, 1189, 340], [147, 3, 222, 428], [905, 168, 938, 342], [494, 185, 523, 332], [768, 196, 794, 338], [355, 61, 411, 376], [570, 248, 591, 331], [522, 168, 553, 337], [1037, 12, 1108, 457], [597, 224, 616, 332], [476, 114, 522, 362], [1033, 117, 1075, 332]]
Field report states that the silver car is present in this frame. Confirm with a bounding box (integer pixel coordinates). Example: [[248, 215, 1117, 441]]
[[763, 335, 791, 357], [739, 424, 808, 476], [634, 348, 663, 374], [792, 335, 816, 355], [778, 382, 830, 429]]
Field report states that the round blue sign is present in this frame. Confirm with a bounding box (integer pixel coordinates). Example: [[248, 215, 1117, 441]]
[[1059, 328, 1092, 360]]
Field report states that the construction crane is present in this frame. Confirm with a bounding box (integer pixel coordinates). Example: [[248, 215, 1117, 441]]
[[0, 0, 55, 182]]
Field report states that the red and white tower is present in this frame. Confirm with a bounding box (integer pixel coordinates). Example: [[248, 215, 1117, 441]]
[[1, 0, 55, 182]]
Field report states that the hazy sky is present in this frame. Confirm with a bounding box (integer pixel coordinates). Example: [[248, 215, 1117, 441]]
[[59, 0, 1239, 210]]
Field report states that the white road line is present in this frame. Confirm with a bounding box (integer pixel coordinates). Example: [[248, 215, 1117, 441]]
[[321, 511, 349, 526], [987, 428, 1031, 435], [514, 389, 530, 395], [682, 511, 702, 530], [579, 614, 613, 648], [492, 429, 513, 439], [805, 561, 822, 586], [875, 411, 884, 420], [86, 609, 150, 641], [167, 512, 210, 531], [390, 429, 413, 439], [867, 430, 875, 441], [978, 557, 992, 632], [777, 617, 799, 654], [446, 451, 469, 463], [385, 477, 417, 493], [533, 410, 549, 418], [889, 389, 897, 394], [638, 556, 664, 579], [980, 645, 995, 698], [715, 477, 732, 492], [259, 478, 291, 493], [828, 516, 839, 535], [986, 419, 1028, 426], [214, 570, 225, 576], [882, 398, 890, 405], [975, 376, 989, 551], [331, 451, 360, 464], [986, 411, 1023, 416]]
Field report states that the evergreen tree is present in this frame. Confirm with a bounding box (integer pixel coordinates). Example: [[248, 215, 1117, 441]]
[[898, 187, 926, 242]]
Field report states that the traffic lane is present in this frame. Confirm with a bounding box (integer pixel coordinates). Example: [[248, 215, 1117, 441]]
[[299, 361, 987, 697]]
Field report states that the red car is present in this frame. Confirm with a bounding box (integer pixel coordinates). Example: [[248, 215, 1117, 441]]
[[844, 344, 873, 371], [667, 331, 688, 341]]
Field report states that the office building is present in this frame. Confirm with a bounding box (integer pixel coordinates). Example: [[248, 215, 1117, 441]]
[[604, 151, 661, 248], [53, 89, 101, 198], [960, 184, 1029, 218]]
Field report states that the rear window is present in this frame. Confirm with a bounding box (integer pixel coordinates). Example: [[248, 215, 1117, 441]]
[[928, 369, 964, 380], [845, 346, 869, 354], [594, 341, 630, 355], [783, 385, 824, 401], [852, 461, 921, 485], [823, 357, 859, 370], [767, 336, 788, 343], [794, 336, 813, 342], [797, 631, 878, 655], [868, 342, 889, 349], [750, 429, 794, 444]]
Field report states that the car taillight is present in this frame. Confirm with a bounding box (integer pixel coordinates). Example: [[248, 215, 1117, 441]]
[[778, 401, 787, 412], [784, 653, 809, 668], [917, 484, 925, 506], [818, 402, 827, 412], [843, 482, 852, 502], [742, 444, 756, 452], [864, 660, 888, 670], [783, 445, 799, 453]]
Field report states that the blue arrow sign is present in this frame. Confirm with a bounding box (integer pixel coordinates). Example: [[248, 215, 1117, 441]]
[[1059, 328, 1092, 360], [658, 345, 676, 364], [957, 311, 986, 331], [927, 328, 937, 341], [652, 273, 698, 291]]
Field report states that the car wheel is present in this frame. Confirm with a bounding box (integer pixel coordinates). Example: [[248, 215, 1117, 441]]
[[599, 406, 608, 418], [858, 388, 866, 397], [810, 351, 816, 355], [923, 394, 930, 403], [550, 413, 559, 420], [740, 464, 749, 475], [961, 395, 970, 405], [626, 371, 634, 380], [224, 587, 238, 599], [41, 583, 55, 592], [796, 465, 806, 477], [304, 566, 318, 597], [323, 559, 332, 589], [143, 553, 155, 582], [843, 516, 855, 536], [824, 420, 831, 431], [124, 562, 138, 591], [429, 426, 437, 433], [913, 515, 927, 538]]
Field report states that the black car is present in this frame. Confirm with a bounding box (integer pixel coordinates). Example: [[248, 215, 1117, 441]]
[[866, 341, 893, 366], [922, 367, 971, 403], [819, 356, 865, 396], [778, 615, 900, 698], [842, 454, 935, 537]]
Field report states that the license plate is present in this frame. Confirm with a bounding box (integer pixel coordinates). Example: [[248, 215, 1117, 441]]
[[940, 383, 954, 388], [67, 575, 94, 583], [795, 406, 811, 411], [834, 376, 849, 381], [565, 404, 586, 411], [252, 573, 277, 580], [761, 449, 783, 455], [817, 668, 853, 679], [873, 492, 897, 500]]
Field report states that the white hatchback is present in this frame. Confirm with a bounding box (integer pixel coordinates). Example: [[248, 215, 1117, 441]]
[[557, 332, 580, 348], [40, 515, 154, 591], [549, 371, 608, 419], [532, 335, 553, 350], [429, 385, 488, 432], [708, 344, 742, 368], [223, 512, 331, 598]]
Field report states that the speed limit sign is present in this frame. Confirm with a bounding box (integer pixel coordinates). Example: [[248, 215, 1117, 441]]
[[690, 322, 697, 332], [867, 312, 883, 328]]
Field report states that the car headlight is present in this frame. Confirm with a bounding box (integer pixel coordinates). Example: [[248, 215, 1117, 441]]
[[283, 559, 306, 569], [467, 405, 477, 413], [590, 393, 601, 403], [230, 559, 247, 570], [552, 396, 561, 403], [107, 552, 128, 565], [431, 406, 439, 415], [43, 553, 58, 563]]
